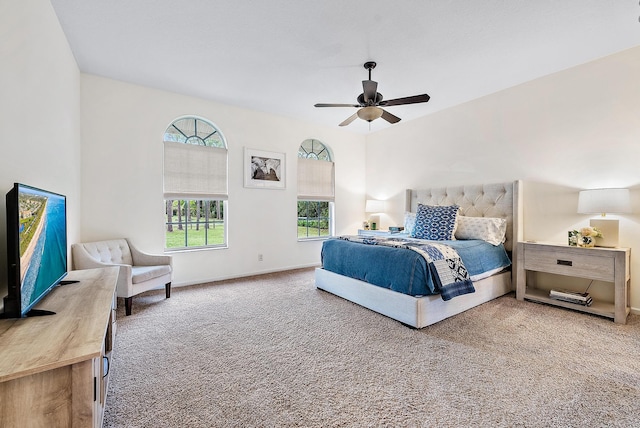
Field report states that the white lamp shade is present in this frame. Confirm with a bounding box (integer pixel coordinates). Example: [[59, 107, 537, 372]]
[[577, 188, 631, 215], [365, 199, 385, 213]]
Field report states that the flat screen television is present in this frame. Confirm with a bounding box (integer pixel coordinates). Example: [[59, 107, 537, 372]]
[[2, 183, 68, 318]]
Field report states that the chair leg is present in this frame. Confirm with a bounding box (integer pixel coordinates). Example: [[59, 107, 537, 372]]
[[124, 297, 132, 316], [165, 282, 171, 298]]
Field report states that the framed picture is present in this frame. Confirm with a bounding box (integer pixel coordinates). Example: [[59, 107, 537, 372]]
[[244, 148, 286, 189]]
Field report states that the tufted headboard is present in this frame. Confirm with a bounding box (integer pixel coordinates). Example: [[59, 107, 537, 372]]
[[405, 181, 522, 253]]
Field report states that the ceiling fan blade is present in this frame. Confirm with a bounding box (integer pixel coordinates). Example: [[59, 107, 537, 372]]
[[338, 112, 358, 127], [380, 109, 401, 124], [379, 93, 430, 107], [315, 103, 360, 108], [362, 80, 378, 103]]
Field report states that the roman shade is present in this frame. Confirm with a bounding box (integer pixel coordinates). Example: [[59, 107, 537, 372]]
[[297, 157, 335, 201], [163, 141, 228, 199]]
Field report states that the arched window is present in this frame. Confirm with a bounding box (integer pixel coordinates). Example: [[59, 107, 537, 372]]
[[163, 116, 228, 250], [297, 139, 335, 239]]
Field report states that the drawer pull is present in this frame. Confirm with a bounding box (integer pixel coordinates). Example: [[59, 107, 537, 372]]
[[557, 259, 573, 266]]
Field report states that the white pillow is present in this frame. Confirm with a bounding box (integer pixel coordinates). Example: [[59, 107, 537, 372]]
[[454, 216, 507, 246], [404, 211, 416, 236]]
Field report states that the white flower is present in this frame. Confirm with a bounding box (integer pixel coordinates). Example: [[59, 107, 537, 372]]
[[579, 226, 602, 238]]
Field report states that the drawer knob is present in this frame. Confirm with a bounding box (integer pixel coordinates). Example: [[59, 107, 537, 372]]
[[557, 259, 573, 266]]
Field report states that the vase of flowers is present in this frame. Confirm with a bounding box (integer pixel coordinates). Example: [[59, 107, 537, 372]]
[[575, 226, 602, 248]]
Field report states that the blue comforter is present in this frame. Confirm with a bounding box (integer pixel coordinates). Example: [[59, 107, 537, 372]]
[[320, 236, 511, 298]]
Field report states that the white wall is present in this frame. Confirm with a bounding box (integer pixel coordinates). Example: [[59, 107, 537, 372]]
[[0, 0, 82, 303], [79, 75, 366, 285], [366, 46, 640, 312], [5, 0, 639, 316]]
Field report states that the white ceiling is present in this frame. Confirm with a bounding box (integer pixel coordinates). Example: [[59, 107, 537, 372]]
[[50, 0, 640, 134]]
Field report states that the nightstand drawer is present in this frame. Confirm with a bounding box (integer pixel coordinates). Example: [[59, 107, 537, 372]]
[[523, 246, 614, 282]]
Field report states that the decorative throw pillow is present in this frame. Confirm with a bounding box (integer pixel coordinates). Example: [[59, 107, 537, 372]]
[[455, 216, 507, 246], [404, 211, 416, 236], [411, 204, 459, 241]]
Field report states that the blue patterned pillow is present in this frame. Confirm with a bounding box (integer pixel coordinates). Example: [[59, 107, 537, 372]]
[[411, 204, 459, 240]]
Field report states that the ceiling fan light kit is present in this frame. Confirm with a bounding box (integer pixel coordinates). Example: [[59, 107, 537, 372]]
[[314, 61, 430, 127], [357, 106, 383, 122]]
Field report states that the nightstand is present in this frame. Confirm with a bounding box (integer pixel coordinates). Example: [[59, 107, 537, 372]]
[[357, 229, 390, 236], [515, 241, 631, 323]]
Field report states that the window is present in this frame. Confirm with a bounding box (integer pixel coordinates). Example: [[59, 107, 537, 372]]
[[163, 116, 228, 250], [297, 200, 331, 239], [297, 139, 334, 239]]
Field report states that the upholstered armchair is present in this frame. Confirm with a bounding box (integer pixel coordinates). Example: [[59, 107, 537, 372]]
[[71, 238, 172, 315]]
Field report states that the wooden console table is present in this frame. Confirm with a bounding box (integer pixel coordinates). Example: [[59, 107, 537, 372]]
[[0, 267, 118, 427]]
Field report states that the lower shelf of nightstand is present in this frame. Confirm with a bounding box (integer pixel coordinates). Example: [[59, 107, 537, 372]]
[[523, 287, 628, 320]]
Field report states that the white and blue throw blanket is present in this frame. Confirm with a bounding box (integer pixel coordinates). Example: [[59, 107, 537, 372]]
[[338, 235, 475, 300]]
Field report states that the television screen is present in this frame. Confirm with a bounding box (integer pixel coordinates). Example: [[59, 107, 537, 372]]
[[3, 183, 68, 317]]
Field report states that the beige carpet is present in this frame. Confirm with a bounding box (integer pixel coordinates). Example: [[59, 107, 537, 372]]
[[103, 268, 640, 427]]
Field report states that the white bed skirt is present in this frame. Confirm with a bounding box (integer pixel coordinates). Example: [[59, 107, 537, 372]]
[[315, 268, 512, 328]]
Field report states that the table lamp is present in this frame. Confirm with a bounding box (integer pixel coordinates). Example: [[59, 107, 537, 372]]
[[365, 199, 385, 230], [577, 188, 631, 247]]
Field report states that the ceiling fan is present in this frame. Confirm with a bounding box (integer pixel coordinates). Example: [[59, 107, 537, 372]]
[[314, 61, 430, 127]]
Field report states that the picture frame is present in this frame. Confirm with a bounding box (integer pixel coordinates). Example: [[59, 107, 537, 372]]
[[244, 148, 286, 189]]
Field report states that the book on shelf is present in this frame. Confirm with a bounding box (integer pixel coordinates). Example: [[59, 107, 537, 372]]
[[549, 289, 593, 306], [550, 295, 593, 306], [550, 289, 590, 301]]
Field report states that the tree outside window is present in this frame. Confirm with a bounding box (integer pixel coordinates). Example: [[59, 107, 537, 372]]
[[165, 199, 225, 248], [297, 200, 331, 238]]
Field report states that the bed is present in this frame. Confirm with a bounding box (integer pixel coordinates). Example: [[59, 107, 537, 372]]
[[315, 181, 523, 328]]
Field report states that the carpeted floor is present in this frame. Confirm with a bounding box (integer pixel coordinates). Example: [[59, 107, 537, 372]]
[[103, 268, 640, 427]]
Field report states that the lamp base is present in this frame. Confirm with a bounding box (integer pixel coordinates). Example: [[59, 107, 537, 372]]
[[590, 218, 619, 248]]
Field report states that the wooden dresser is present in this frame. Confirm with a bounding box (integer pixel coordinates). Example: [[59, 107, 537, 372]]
[[0, 267, 118, 427]]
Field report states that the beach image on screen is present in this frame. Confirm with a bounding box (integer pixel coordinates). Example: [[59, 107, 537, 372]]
[[18, 186, 67, 310]]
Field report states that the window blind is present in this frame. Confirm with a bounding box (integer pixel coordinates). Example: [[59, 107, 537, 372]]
[[163, 141, 228, 199], [297, 158, 335, 201]]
